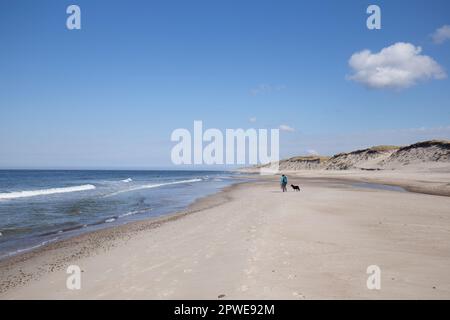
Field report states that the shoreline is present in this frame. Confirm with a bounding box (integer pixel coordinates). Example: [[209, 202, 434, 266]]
[[239, 168, 450, 197], [0, 174, 251, 261], [1, 172, 450, 299], [0, 180, 251, 294], [293, 170, 450, 197]]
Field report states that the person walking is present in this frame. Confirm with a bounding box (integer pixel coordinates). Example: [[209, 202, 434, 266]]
[[280, 174, 288, 192]]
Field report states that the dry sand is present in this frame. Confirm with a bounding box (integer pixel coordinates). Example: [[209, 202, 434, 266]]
[[1, 173, 450, 299], [288, 167, 450, 197]]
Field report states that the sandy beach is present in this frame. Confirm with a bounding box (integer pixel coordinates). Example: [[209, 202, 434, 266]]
[[1, 171, 450, 300]]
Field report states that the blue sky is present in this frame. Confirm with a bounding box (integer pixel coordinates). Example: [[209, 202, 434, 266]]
[[0, 0, 449, 169]]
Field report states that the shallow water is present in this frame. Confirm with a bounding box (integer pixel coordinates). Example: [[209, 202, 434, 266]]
[[0, 170, 244, 258], [351, 182, 406, 192]]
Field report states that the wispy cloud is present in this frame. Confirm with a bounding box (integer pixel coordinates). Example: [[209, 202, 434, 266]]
[[306, 149, 319, 156], [280, 125, 450, 158], [347, 42, 446, 90], [279, 124, 295, 132], [432, 25, 450, 44], [249, 117, 257, 123], [250, 84, 286, 96]]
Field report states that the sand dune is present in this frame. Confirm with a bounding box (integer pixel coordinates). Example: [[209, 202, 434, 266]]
[[243, 140, 450, 172]]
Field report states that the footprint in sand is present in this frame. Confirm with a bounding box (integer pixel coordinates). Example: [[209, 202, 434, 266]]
[[183, 269, 192, 273], [293, 291, 306, 299], [240, 285, 249, 292], [159, 289, 175, 297], [244, 268, 256, 276]]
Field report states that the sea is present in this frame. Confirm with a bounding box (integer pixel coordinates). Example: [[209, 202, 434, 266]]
[[0, 170, 244, 259]]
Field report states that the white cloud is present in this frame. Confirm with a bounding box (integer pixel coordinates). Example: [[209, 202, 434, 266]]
[[281, 125, 450, 158], [306, 149, 319, 156], [279, 124, 295, 132], [249, 117, 257, 123], [348, 42, 446, 89], [432, 25, 450, 44], [250, 84, 286, 96]]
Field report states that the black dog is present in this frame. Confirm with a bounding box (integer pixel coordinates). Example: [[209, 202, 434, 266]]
[[291, 184, 300, 191]]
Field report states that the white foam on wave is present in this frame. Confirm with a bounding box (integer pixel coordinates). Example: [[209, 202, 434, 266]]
[[119, 208, 152, 218], [0, 237, 60, 259], [121, 178, 133, 183], [105, 178, 202, 197], [0, 184, 96, 200]]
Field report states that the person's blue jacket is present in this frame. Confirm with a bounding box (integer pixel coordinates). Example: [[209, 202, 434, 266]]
[[280, 175, 287, 184]]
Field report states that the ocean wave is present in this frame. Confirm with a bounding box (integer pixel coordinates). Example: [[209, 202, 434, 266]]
[[119, 208, 152, 218], [105, 178, 202, 197], [121, 178, 133, 183], [0, 237, 60, 259], [36, 208, 152, 238], [0, 184, 96, 200]]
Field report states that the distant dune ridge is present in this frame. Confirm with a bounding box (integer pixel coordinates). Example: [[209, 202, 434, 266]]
[[243, 140, 450, 172]]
